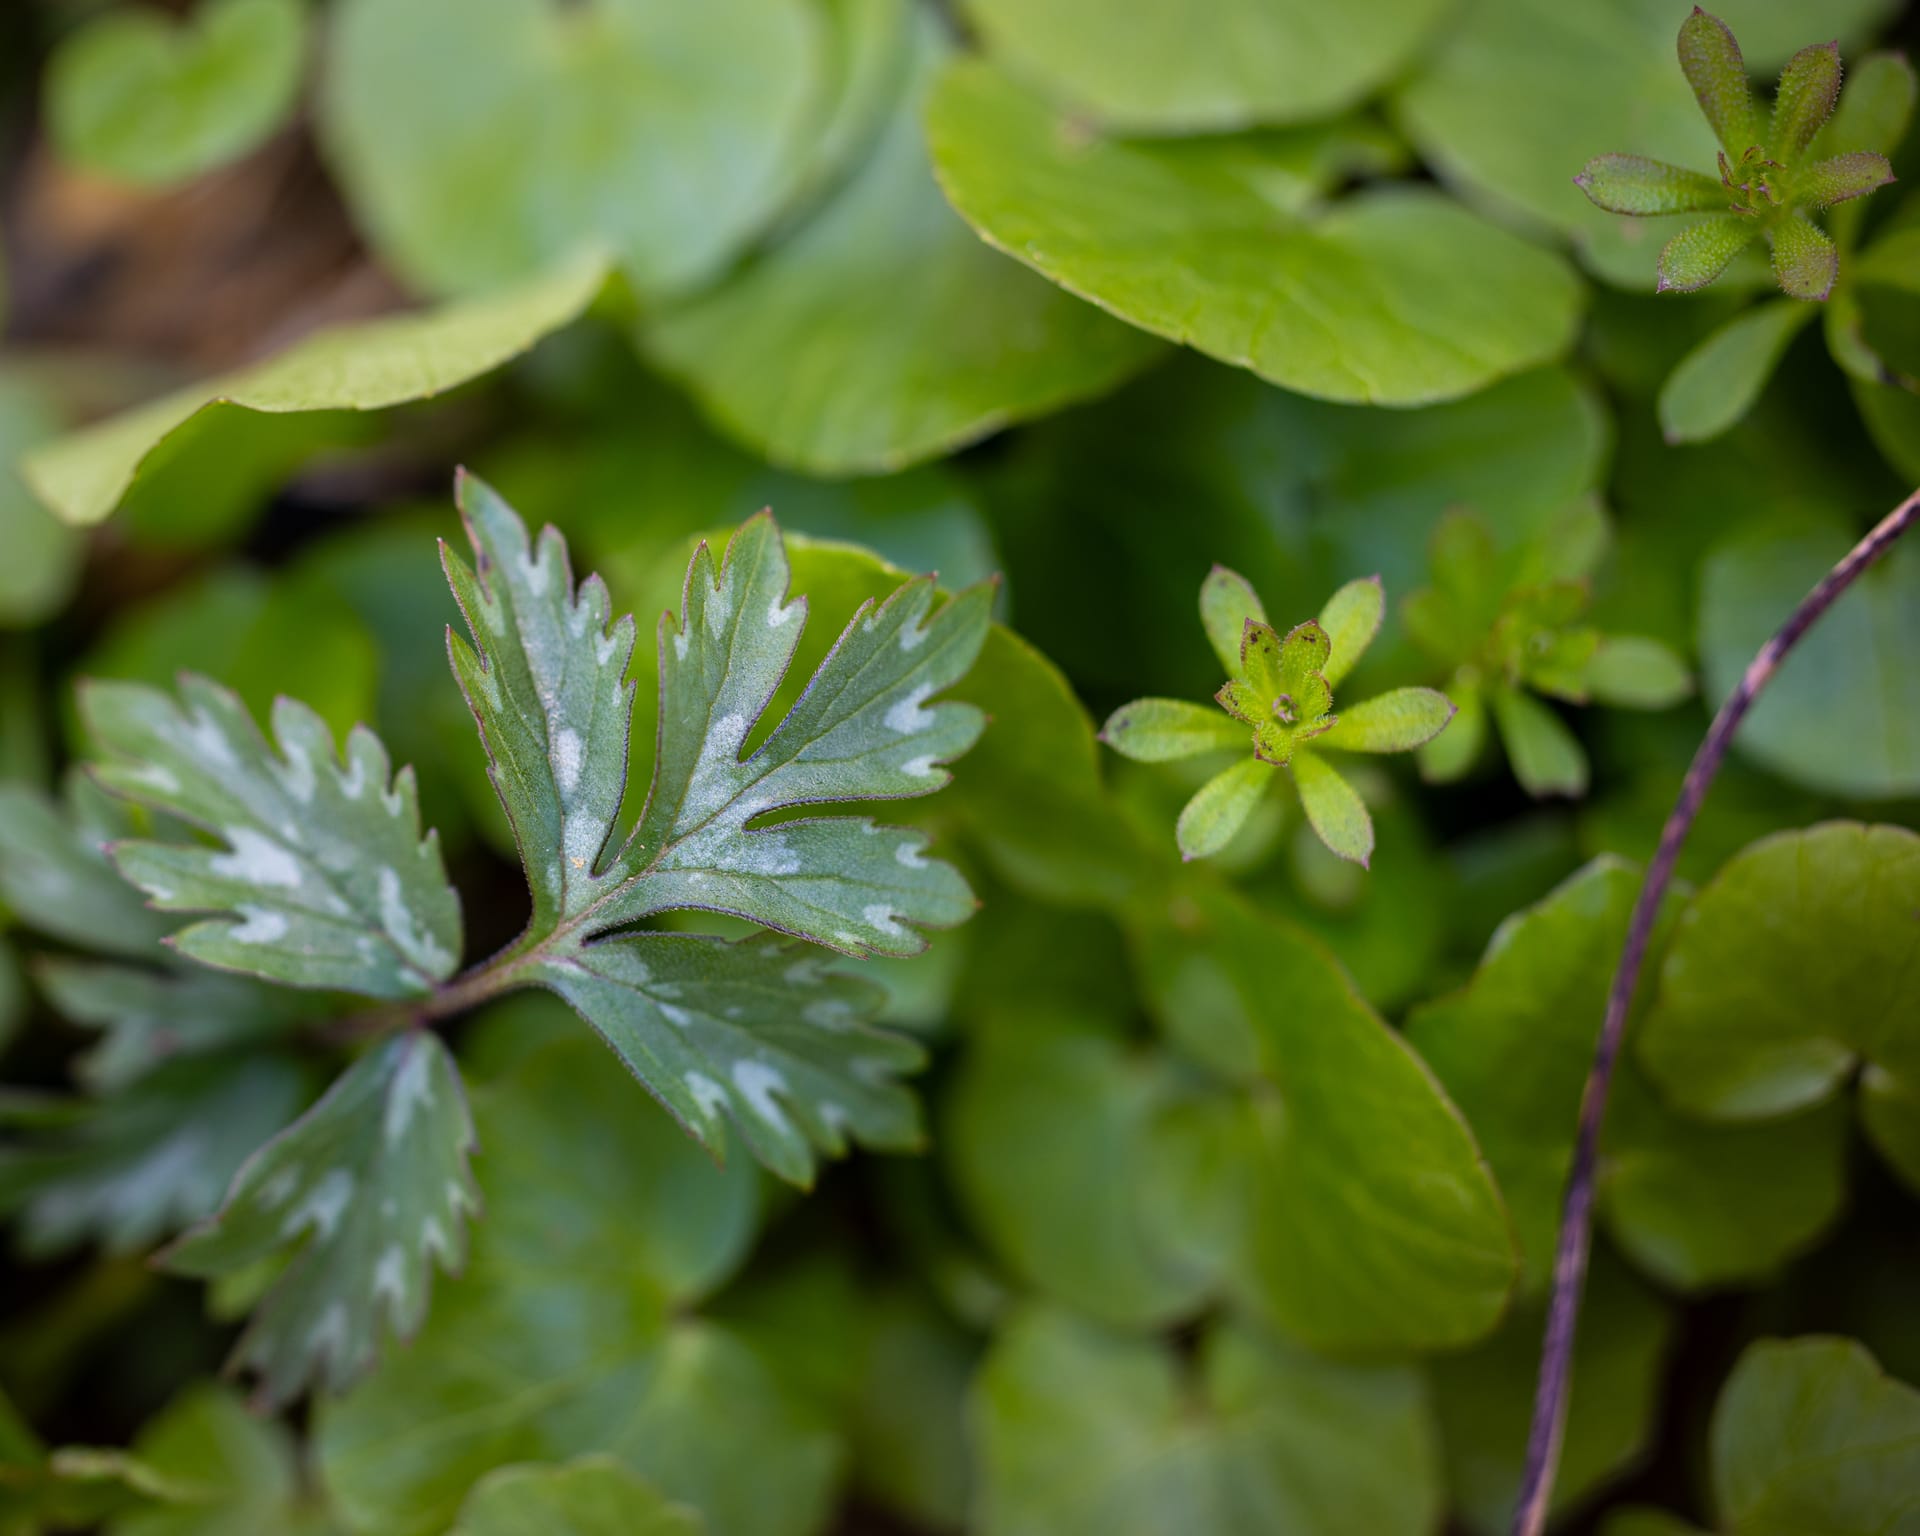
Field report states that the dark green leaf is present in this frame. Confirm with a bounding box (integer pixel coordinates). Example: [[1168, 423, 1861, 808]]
[[1576, 155, 1729, 215], [1767, 216, 1838, 300], [1679, 9, 1763, 157], [451, 1459, 701, 1536], [1658, 216, 1762, 293], [1769, 41, 1842, 159]]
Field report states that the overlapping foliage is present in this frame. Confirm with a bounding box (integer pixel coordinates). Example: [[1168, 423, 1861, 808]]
[[2, 1, 1918, 1534]]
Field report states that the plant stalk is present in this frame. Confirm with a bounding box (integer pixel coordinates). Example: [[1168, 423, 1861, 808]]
[[1509, 482, 1920, 1536]]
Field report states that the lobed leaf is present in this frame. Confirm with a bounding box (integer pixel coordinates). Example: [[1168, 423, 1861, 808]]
[[534, 933, 919, 1188], [1575, 154, 1728, 216], [84, 676, 462, 999], [164, 1032, 481, 1407]]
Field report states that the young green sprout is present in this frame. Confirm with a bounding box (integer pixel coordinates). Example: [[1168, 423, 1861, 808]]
[[1575, 8, 1895, 300], [1404, 505, 1692, 798], [1100, 568, 1453, 868]]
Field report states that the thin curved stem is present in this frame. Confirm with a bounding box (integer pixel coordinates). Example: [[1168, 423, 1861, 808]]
[[1510, 483, 1920, 1536]]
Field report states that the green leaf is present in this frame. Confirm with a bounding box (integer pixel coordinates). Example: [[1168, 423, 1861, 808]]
[[0, 371, 82, 628], [534, 933, 921, 1187], [320, 0, 820, 300], [1638, 823, 1920, 1188], [1292, 753, 1373, 867], [1817, 49, 1918, 158], [1431, 1255, 1672, 1535], [314, 1039, 830, 1536], [1586, 637, 1696, 709], [1419, 674, 1488, 782], [956, 0, 1447, 132], [1602, 1511, 1712, 1536], [1200, 566, 1270, 680], [103, 1382, 337, 1536], [1658, 299, 1815, 443], [47, 0, 305, 189], [1679, 9, 1763, 157], [1175, 759, 1272, 863], [83, 677, 462, 999], [163, 1033, 480, 1407], [1712, 1337, 1920, 1534], [1659, 216, 1763, 293], [0, 779, 172, 956], [1699, 518, 1920, 797], [23, 253, 607, 527], [1767, 215, 1838, 300], [943, 1012, 1213, 1328], [1769, 41, 1843, 159], [1317, 577, 1385, 689], [1798, 150, 1896, 207], [1406, 858, 1847, 1294], [972, 1305, 1440, 1536], [1492, 684, 1589, 797], [35, 959, 307, 1094], [1575, 154, 1730, 215], [642, 10, 1159, 475], [451, 1460, 701, 1536], [1314, 688, 1456, 754], [926, 59, 1582, 408], [0, 1054, 309, 1259], [1134, 884, 1516, 1351], [1098, 698, 1245, 762]]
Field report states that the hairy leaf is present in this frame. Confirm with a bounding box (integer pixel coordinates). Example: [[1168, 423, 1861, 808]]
[[1658, 216, 1761, 293], [47, 0, 305, 188], [1098, 699, 1245, 762], [1292, 752, 1374, 868], [928, 60, 1582, 408], [1767, 216, 1838, 300], [1314, 688, 1455, 754], [1679, 8, 1762, 157], [973, 1305, 1439, 1536], [1175, 759, 1272, 863], [85, 677, 461, 999], [1769, 41, 1843, 159], [164, 1032, 481, 1407], [1576, 154, 1729, 215], [1317, 577, 1385, 689], [1798, 150, 1896, 207]]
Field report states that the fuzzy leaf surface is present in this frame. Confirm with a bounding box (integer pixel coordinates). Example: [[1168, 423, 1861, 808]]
[[85, 678, 461, 999], [163, 1033, 481, 1407]]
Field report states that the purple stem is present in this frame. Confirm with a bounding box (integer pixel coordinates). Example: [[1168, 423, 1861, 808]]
[[1510, 483, 1920, 1536]]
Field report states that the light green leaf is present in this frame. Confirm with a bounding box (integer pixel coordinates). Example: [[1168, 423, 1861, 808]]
[[84, 677, 462, 999], [1659, 300, 1816, 444], [164, 1033, 480, 1407], [104, 1382, 337, 1536], [1699, 519, 1920, 797], [1420, 674, 1488, 782], [1317, 576, 1385, 689], [1292, 752, 1373, 868], [972, 1305, 1440, 1536], [534, 933, 920, 1187], [1586, 637, 1695, 709], [943, 1011, 1213, 1328], [1406, 858, 1847, 1294], [1492, 684, 1589, 798], [1135, 884, 1516, 1351], [1176, 758, 1273, 863], [48, 0, 305, 189], [314, 1039, 831, 1536], [1712, 1337, 1920, 1534], [0, 371, 82, 628], [0, 779, 171, 957], [1431, 1255, 1672, 1535], [1816, 49, 1918, 160], [1660, 216, 1762, 294], [1201, 565, 1269, 680], [451, 1459, 701, 1536], [1314, 688, 1455, 755], [24, 253, 607, 527], [35, 959, 307, 1094], [1679, 7, 1763, 157], [1767, 216, 1838, 301], [0, 1055, 308, 1258], [643, 9, 1159, 475], [1638, 823, 1920, 1188], [927, 59, 1582, 408], [957, 0, 1447, 132], [1576, 154, 1730, 215], [1098, 698, 1245, 762], [320, 0, 820, 300]]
